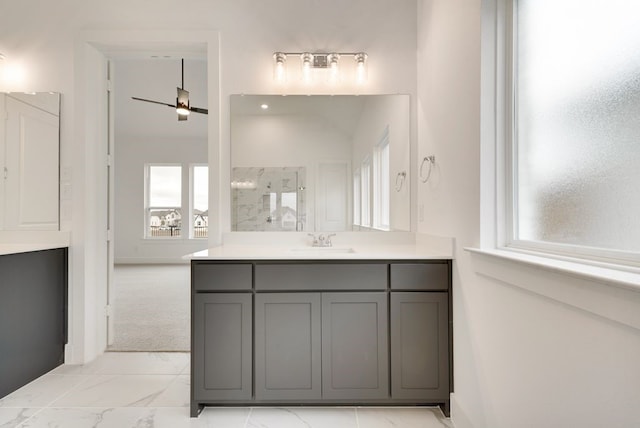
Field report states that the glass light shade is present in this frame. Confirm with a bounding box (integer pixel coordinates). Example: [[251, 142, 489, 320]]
[[355, 52, 368, 84], [301, 52, 313, 83], [273, 52, 287, 83], [328, 53, 340, 83]]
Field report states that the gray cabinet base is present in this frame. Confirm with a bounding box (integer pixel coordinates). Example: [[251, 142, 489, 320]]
[[191, 400, 450, 418]]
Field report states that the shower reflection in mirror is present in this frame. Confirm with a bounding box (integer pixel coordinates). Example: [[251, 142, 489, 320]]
[[231, 167, 306, 231]]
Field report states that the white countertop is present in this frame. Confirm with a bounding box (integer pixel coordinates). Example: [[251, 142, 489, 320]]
[[186, 243, 452, 261], [0, 231, 70, 256]]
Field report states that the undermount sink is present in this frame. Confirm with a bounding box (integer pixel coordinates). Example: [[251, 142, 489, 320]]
[[290, 246, 355, 254]]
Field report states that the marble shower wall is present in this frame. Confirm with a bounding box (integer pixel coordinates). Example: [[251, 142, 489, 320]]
[[231, 167, 306, 231]]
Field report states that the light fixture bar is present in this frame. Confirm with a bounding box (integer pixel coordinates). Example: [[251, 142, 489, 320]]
[[276, 52, 364, 67], [272, 51, 368, 84]]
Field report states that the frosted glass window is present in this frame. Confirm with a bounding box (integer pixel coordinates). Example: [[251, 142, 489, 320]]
[[514, 0, 640, 253]]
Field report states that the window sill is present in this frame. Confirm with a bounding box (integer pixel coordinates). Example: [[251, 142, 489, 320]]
[[466, 247, 640, 331], [465, 247, 640, 293]]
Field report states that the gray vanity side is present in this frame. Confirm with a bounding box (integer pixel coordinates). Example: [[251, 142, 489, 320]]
[[0, 248, 68, 399]]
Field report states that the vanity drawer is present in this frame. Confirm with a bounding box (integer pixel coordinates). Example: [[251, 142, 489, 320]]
[[390, 263, 449, 291], [255, 263, 387, 291], [192, 263, 252, 291]]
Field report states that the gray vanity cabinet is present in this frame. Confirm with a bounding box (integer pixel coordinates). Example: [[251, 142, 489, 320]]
[[191, 259, 452, 417], [321, 292, 389, 399], [0, 248, 67, 399], [254, 293, 322, 400], [390, 292, 449, 399], [192, 293, 252, 402]]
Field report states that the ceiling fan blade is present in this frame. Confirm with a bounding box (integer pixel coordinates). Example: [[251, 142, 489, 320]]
[[131, 97, 176, 108], [189, 106, 208, 115]]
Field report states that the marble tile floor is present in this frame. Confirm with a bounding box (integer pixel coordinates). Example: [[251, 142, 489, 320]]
[[0, 352, 453, 428]]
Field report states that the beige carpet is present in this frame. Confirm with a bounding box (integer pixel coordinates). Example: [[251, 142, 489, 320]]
[[109, 264, 190, 352]]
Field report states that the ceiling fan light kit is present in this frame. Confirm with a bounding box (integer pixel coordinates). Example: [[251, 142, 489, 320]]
[[131, 58, 207, 121]]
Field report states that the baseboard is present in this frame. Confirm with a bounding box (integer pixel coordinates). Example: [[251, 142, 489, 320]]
[[451, 393, 473, 428]]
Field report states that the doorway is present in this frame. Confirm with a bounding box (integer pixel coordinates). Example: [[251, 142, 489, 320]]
[[105, 54, 209, 352]]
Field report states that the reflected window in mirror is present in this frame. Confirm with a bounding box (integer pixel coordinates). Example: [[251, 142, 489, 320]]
[[353, 168, 361, 227], [373, 128, 390, 230], [360, 157, 371, 228]]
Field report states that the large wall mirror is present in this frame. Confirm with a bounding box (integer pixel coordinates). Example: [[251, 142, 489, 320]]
[[0, 92, 60, 231], [230, 94, 410, 232]]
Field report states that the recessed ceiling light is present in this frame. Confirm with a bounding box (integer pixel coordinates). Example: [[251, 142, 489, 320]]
[[260, 104, 269, 110]]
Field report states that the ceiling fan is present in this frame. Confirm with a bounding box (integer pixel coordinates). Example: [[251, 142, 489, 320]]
[[131, 58, 208, 121]]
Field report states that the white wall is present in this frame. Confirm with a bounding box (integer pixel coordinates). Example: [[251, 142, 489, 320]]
[[0, 0, 418, 363], [417, 1, 640, 427]]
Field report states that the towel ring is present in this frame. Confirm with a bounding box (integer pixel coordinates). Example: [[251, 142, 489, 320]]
[[395, 171, 406, 192], [420, 155, 436, 183]]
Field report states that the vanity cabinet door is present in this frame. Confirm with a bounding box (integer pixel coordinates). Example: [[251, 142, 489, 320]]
[[192, 293, 252, 401], [321, 292, 389, 399], [255, 293, 322, 400], [390, 292, 449, 400]]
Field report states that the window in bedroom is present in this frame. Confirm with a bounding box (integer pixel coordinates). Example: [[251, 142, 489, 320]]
[[191, 165, 208, 238], [146, 164, 182, 238]]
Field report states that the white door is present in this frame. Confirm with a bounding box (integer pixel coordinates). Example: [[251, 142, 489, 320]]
[[106, 61, 116, 346], [316, 162, 349, 231], [4, 96, 59, 230]]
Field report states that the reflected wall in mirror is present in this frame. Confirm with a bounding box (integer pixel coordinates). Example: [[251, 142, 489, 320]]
[[0, 92, 60, 231], [230, 94, 410, 232]]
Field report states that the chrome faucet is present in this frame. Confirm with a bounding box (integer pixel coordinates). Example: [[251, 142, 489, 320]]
[[308, 233, 336, 247]]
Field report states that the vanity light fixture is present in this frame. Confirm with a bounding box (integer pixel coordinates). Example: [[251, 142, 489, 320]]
[[231, 180, 257, 190], [273, 51, 368, 84]]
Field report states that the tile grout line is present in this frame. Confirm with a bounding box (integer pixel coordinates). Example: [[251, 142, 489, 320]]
[[243, 407, 253, 428], [12, 374, 95, 427], [42, 375, 101, 408]]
